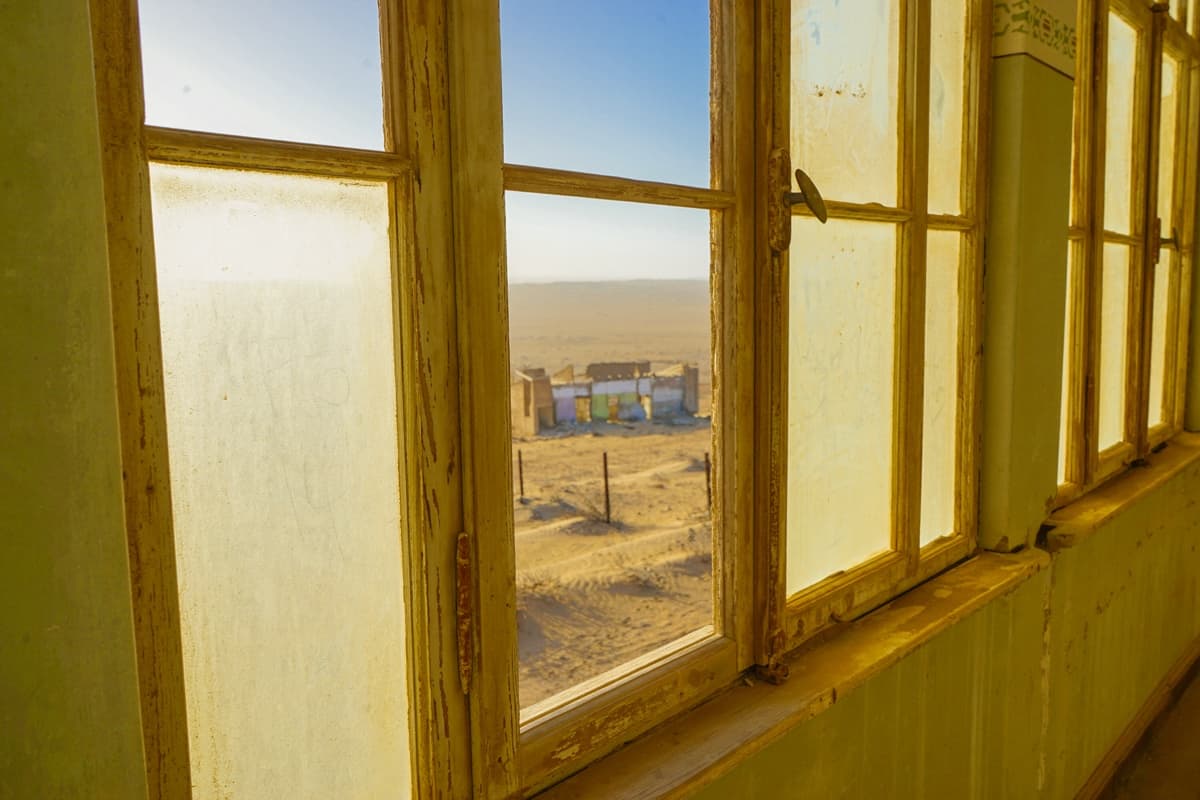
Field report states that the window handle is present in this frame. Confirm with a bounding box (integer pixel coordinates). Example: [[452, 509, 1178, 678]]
[[787, 168, 828, 224], [768, 149, 828, 252]]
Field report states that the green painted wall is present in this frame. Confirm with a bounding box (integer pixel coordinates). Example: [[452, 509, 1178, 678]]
[[693, 569, 1049, 799], [980, 55, 1074, 552], [0, 2, 149, 798]]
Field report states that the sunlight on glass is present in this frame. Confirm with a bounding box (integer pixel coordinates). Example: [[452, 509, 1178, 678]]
[[1159, 56, 1180, 225], [787, 218, 895, 592], [921, 231, 960, 545], [1149, 255, 1172, 428], [138, 0, 385, 149], [1099, 242, 1131, 449], [791, 0, 900, 205], [1103, 13, 1138, 235], [505, 193, 713, 710], [500, 1, 710, 185], [150, 164, 410, 797], [929, 3, 966, 215]]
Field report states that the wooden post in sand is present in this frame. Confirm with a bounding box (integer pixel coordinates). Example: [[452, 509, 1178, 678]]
[[517, 449, 525, 499], [602, 451, 611, 524], [704, 451, 712, 515]]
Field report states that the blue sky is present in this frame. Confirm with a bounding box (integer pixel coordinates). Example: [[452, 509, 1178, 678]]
[[138, 0, 712, 283]]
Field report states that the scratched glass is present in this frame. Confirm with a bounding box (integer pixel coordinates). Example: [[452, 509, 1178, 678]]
[[921, 231, 960, 545], [790, 0, 901, 205], [150, 164, 410, 798], [1099, 242, 1131, 450], [928, 2, 966, 215], [138, 0, 385, 149], [1104, 12, 1139, 235], [1148, 253, 1172, 429], [787, 218, 896, 592]]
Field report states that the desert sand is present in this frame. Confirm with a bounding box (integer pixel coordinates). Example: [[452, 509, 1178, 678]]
[[507, 280, 715, 708]]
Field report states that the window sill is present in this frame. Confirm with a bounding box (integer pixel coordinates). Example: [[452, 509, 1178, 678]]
[[535, 548, 1047, 799], [1045, 431, 1200, 552]]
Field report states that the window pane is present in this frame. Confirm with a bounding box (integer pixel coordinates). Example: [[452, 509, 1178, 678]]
[[790, 0, 900, 205], [500, 1, 710, 186], [920, 232, 959, 544], [929, 3, 966, 215], [1103, 13, 1139, 235], [787, 218, 896, 592], [505, 193, 714, 710], [150, 165, 410, 797], [138, 0, 384, 149], [1099, 241, 1131, 449], [1159, 55, 1181, 224], [1149, 254, 1172, 428]]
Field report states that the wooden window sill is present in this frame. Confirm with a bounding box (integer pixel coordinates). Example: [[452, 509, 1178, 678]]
[[1045, 431, 1200, 552], [536, 549, 1047, 799]]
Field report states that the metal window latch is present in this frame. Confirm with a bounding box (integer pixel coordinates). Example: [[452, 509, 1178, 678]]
[[768, 149, 828, 253]]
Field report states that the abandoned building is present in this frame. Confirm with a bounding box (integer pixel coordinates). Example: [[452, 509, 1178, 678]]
[[511, 361, 701, 435], [11, 1, 1200, 799]]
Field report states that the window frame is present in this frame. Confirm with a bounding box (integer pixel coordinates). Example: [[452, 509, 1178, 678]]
[[1058, 0, 1200, 506], [762, 0, 991, 658], [89, 0, 470, 796]]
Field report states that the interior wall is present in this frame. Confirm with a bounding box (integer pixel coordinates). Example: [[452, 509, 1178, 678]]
[[0, 1, 149, 798]]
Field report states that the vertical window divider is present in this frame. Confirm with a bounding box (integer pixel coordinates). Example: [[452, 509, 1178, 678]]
[[895, 0, 932, 572], [88, 0, 191, 795]]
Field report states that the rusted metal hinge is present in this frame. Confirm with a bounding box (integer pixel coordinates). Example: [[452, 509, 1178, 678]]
[[455, 530, 474, 694]]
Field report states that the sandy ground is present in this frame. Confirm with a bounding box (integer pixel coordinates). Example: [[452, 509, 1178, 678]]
[[507, 279, 715, 708]]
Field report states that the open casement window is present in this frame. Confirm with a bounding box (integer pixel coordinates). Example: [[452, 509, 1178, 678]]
[[461, 1, 760, 794], [1058, 0, 1200, 501], [760, 0, 989, 654], [89, 0, 471, 797]]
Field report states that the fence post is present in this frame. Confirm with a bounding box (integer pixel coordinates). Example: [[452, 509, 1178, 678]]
[[705, 451, 712, 515], [603, 451, 611, 524], [518, 448, 525, 499]]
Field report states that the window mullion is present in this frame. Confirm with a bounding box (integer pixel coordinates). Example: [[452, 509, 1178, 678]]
[[895, 0, 931, 573]]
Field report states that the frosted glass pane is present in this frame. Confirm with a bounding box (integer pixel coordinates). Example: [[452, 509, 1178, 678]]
[[929, 3, 966, 215], [1149, 255, 1172, 428], [920, 232, 959, 545], [138, 0, 384, 149], [1099, 242, 1131, 449], [1104, 13, 1139, 235], [1159, 55, 1181, 223], [787, 218, 896, 593], [500, 1, 710, 186], [791, 0, 900, 205], [505, 193, 713, 709], [150, 164, 410, 798]]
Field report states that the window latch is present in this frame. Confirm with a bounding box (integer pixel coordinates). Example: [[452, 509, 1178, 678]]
[[768, 149, 828, 253]]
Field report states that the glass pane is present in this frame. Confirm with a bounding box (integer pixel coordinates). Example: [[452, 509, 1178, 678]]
[[790, 0, 901, 205], [1103, 13, 1139, 235], [1149, 254, 1172, 428], [920, 231, 959, 545], [1058, 244, 1077, 485], [138, 0, 384, 149], [929, 3, 966, 215], [1171, 0, 1186, 22], [1099, 241, 1131, 449], [505, 193, 713, 709], [1159, 55, 1181, 224], [150, 165, 410, 797], [787, 218, 896, 592], [500, 1, 710, 186]]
